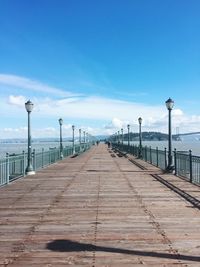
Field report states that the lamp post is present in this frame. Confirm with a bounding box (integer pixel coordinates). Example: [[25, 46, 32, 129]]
[[79, 129, 81, 144], [115, 132, 117, 143], [121, 128, 123, 145], [117, 130, 120, 144], [138, 117, 142, 158], [58, 118, 63, 159], [25, 100, 35, 175], [83, 131, 86, 143], [72, 125, 75, 155], [127, 124, 130, 147], [165, 97, 174, 172]]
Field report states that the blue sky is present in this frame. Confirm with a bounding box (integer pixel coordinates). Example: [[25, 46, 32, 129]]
[[0, 0, 200, 138]]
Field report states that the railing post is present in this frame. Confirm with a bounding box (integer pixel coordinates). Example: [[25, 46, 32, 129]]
[[13, 155, 16, 175], [53, 148, 56, 163], [141, 146, 143, 159], [33, 149, 36, 171], [150, 146, 152, 164], [49, 149, 51, 165], [145, 146, 147, 161], [42, 148, 44, 168], [164, 148, 167, 169], [174, 149, 177, 175], [189, 150, 193, 183], [6, 153, 9, 184], [23, 150, 26, 176], [156, 147, 158, 167]]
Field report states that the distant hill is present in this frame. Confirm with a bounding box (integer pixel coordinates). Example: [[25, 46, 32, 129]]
[[109, 131, 172, 141]]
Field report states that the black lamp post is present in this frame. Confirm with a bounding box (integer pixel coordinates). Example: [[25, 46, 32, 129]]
[[79, 129, 81, 144], [121, 128, 123, 144], [117, 130, 120, 144], [58, 118, 63, 159], [72, 125, 75, 154], [83, 131, 86, 143], [127, 124, 130, 147], [25, 100, 35, 175], [138, 117, 142, 158], [165, 98, 174, 172]]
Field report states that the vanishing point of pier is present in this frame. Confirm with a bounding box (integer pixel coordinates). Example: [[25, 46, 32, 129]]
[[0, 144, 200, 266]]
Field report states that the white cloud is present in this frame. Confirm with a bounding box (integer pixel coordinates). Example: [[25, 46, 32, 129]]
[[0, 74, 200, 138], [8, 95, 26, 107], [0, 127, 27, 138], [2, 93, 199, 135], [30, 96, 166, 123], [104, 118, 123, 129], [1, 107, 200, 139], [0, 74, 79, 97], [173, 109, 183, 116], [104, 118, 131, 130]]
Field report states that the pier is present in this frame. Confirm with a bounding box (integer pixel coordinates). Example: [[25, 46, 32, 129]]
[[0, 144, 200, 266]]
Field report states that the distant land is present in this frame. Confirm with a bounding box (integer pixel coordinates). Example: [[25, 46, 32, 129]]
[[110, 132, 200, 142], [108, 132, 169, 141], [1, 132, 200, 144]]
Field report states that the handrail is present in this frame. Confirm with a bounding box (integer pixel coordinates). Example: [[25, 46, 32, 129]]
[[112, 143, 200, 186], [0, 143, 93, 187]]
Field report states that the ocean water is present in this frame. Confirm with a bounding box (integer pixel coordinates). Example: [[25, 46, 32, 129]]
[[0, 141, 72, 158], [126, 140, 200, 156], [1, 140, 200, 158]]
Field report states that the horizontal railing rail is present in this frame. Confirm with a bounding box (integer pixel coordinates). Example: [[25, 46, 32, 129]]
[[112, 142, 200, 186], [0, 143, 93, 187]]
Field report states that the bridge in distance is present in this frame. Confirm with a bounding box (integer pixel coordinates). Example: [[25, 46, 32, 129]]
[[173, 131, 200, 137], [173, 131, 200, 140]]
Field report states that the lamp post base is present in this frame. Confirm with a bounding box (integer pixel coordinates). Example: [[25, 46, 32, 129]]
[[165, 164, 175, 173], [138, 149, 142, 159], [26, 170, 35, 175], [25, 165, 35, 175]]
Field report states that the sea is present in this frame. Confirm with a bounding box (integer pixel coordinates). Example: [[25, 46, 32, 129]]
[[0, 141, 72, 158], [130, 140, 200, 156], [1, 139, 200, 158]]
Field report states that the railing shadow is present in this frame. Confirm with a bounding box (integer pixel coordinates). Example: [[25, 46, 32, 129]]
[[46, 239, 200, 262], [152, 174, 200, 210]]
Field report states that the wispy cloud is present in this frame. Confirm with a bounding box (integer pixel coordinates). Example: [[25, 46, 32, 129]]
[[0, 74, 80, 97], [1, 73, 200, 138], [1, 94, 200, 138], [8, 95, 26, 107], [29, 96, 166, 122], [116, 91, 148, 98]]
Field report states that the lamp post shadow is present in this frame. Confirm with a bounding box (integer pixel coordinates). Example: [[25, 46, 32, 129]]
[[46, 239, 200, 262]]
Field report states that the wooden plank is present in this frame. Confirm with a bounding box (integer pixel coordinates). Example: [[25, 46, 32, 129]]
[[0, 144, 200, 266]]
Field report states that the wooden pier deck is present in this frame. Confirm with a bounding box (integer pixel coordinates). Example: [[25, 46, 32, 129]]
[[0, 144, 200, 266]]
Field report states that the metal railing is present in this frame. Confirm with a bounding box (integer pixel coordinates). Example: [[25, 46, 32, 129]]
[[112, 143, 200, 186], [0, 143, 92, 187]]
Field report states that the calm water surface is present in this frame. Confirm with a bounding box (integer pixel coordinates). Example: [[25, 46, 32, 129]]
[[1, 140, 200, 158], [0, 141, 72, 158], [128, 141, 200, 156]]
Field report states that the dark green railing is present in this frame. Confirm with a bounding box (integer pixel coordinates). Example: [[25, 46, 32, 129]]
[[112, 143, 200, 186], [0, 143, 92, 187]]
